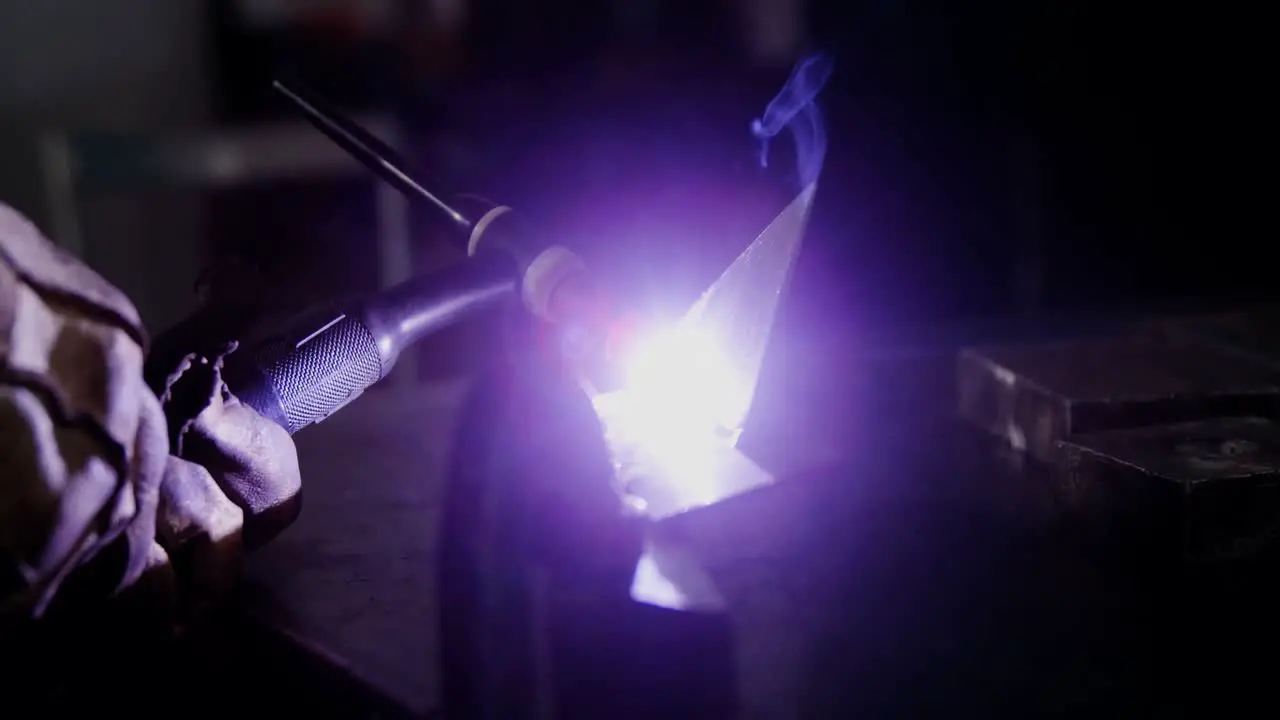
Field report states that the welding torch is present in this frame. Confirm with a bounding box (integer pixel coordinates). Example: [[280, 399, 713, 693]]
[[221, 82, 611, 434]]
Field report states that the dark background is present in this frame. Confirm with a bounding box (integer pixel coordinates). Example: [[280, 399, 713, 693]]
[[203, 0, 1267, 341], [1, 1, 1263, 339]]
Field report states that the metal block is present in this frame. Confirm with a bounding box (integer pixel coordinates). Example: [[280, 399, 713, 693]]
[[1058, 417, 1280, 566], [958, 335, 1280, 461]]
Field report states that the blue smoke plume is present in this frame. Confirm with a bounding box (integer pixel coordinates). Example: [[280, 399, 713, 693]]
[[751, 53, 834, 189]]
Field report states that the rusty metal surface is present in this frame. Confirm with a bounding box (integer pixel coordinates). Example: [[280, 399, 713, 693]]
[[958, 334, 1280, 461], [1059, 417, 1280, 566]]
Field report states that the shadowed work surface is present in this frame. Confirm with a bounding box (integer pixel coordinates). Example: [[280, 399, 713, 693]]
[[243, 381, 471, 715], [235, 331, 1280, 717]]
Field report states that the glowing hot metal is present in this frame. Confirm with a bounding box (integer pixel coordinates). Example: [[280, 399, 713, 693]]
[[589, 182, 819, 611], [594, 182, 818, 517], [598, 52, 832, 611]]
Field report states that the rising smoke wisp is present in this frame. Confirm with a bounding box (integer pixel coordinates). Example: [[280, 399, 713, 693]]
[[751, 52, 834, 189]]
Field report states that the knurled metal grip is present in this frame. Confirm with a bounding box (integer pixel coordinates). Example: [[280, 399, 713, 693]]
[[247, 313, 383, 433]]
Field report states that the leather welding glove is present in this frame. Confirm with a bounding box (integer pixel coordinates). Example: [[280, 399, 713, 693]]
[[144, 255, 303, 617], [0, 203, 300, 627]]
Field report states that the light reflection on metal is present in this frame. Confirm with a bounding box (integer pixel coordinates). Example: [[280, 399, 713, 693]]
[[596, 45, 828, 611], [595, 179, 816, 497], [629, 527, 728, 613], [593, 391, 777, 521], [588, 182, 819, 611], [679, 180, 817, 442]]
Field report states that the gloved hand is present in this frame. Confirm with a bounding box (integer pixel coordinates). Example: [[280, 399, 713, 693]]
[[150, 342, 302, 617], [151, 334, 302, 591], [146, 254, 303, 550], [0, 203, 300, 624]]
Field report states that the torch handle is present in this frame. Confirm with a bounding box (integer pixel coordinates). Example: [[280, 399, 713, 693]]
[[223, 255, 519, 435], [223, 311, 385, 435]]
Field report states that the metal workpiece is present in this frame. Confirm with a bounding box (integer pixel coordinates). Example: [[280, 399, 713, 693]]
[[957, 334, 1280, 462], [1058, 417, 1280, 567], [592, 390, 775, 524], [678, 181, 815, 438]]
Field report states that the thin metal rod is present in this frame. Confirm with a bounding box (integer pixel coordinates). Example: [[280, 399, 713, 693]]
[[272, 79, 472, 229]]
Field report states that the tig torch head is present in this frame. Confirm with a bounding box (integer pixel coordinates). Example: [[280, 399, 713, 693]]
[[454, 198, 643, 390], [272, 79, 633, 391]]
